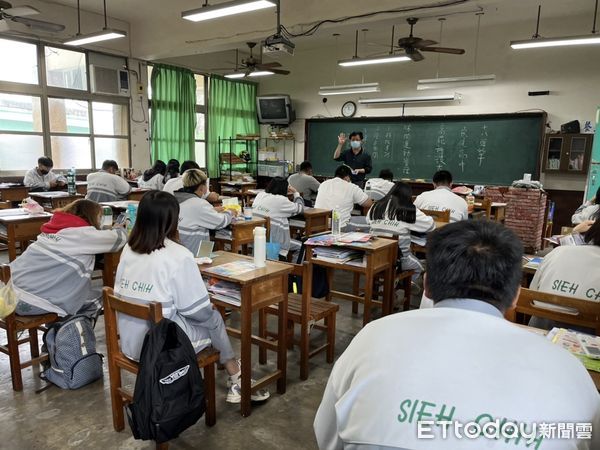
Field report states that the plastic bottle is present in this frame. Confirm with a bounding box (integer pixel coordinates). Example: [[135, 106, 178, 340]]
[[126, 203, 138, 234], [253, 226, 266, 268], [101, 206, 113, 229], [332, 206, 341, 236], [466, 193, 475, 213], [67, 166, 76, 195]]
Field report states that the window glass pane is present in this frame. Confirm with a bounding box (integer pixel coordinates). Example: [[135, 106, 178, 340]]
[[48, 98, 90, 134], [50, 136, 91, 168], [147, 65, 153, 100], [92, 102, 127, 135], [94, 137, 129, 168], [0, 134, 44, 170], [0, 38, 38, 84], [195, 113, 205, 140], [45, 47, 87, 90], [194, 141, 206, 168], [0, 93, 42, 132], [194, 74, 205, 105]]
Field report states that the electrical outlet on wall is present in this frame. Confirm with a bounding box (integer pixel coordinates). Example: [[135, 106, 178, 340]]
[[137, 83, 144, 94]]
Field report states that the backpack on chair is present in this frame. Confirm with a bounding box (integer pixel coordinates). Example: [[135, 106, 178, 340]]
[[127, 318, 205, 444]]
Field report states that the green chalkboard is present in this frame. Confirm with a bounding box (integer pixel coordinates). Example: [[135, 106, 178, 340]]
[[305, 113, 545, 185]]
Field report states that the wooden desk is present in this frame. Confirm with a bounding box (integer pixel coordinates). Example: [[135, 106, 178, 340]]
[[100, 200, 138, 212], [473, 201, 506, 222], [29, 192, 83, 211], [522, 255, 542, 287], [214, 217, 268, 255], [0, 185, 29, 205], [199, 251, 291, 416], [75, 181, 87, 196], [0, 210, 52, 261], [127, 189, 150, 201], [102, 250, 123, 288], [290, 208, 331, 238], [305, 237, 397, 326], [219, 181, 257, 204]]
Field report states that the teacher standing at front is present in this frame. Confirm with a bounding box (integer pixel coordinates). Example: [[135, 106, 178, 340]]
[[333, 131, 372, 188]]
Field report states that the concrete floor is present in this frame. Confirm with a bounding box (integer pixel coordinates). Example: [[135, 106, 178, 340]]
[[0, 261, 418, 450]]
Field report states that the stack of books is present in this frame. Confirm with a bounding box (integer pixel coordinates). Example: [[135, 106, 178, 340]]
[[206, 279, 242, 307], [313, 247, 364, 265], [547, 328, 600, 372]]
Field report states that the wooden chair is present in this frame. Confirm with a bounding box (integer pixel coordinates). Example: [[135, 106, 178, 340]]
[[257, 262, 339, 380], [0, 200, 11, 209], [103, 287, 220, 449], [420, 208, 451, 223], [0, 264, 58, 391], [505, 288, 600, 335], [472, 198, 492, 220]]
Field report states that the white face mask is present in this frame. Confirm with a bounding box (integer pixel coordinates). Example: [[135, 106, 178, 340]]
[[350, 140, 362, 149]]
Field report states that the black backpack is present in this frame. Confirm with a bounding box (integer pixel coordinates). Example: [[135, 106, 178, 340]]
[[127, 318, 205, 444]]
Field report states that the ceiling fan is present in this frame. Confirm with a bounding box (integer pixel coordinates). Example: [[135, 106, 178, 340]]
[[0, 1, 65, 33], [397, 17, 465, 62], [213, 42, 290, 77]]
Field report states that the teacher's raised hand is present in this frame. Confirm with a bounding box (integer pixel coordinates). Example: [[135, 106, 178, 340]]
[[338, 133, 347, 146]]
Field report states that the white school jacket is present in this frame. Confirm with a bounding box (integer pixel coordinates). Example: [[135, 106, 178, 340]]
[[115, 240, 213, 359], [366, 206, 435, 258], [85, 170, 131, 202], [163, 176, 183, 194], [364, 178, 395, 201], [23, 168, 66, 191], [572, 202, 599, 224], [314, 299, 600, 450], [137, 173, 164, 190], [11, 226, 127, 315], [173, 191, 233, 255], [315, 178, 369, 228], [252, 191, 304, 255], [414, 186, 468, 223]]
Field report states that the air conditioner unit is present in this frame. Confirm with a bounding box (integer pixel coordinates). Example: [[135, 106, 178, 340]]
[[90, 65, 130, 96]]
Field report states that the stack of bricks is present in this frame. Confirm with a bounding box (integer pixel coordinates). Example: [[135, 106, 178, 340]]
[[504, 187, 547, 252], [483, 186, 508, 204]]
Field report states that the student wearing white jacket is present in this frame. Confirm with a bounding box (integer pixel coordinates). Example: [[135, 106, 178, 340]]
[[137, 160, 166, 190], [414, 170, 468, 223], [86, 159, 131, 202], [172, 169, 234, 255], [252, 177, 304, 258], [11, 199, 127, 317], [366, 181, 434, 275], [23, 156, 67, 191], [364, 169, 395, 201], [115, 191, 269, 404], [572, 187, 599, 224], [315, 220, 600, 450]]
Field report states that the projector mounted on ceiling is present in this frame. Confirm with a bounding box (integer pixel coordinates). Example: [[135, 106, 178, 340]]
[[262, 34, 295, 58]]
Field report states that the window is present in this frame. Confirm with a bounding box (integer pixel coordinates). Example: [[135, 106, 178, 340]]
[[92, 102, 129, 168], [45, 47, 87, 91], [0, 93, 42, 132], [0, 38, 38, 85], [48, 98, 90, 133]]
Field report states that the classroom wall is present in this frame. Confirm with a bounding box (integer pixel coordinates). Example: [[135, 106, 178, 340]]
[[256, 13, 600, 193]]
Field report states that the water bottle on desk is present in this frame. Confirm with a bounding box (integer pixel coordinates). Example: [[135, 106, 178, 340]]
[[253, 226, 266, 268], [466, 193, 475, 213], [67, 167, 76, 195], [126, 203, 138, 234], [332, 206, 341, 236]]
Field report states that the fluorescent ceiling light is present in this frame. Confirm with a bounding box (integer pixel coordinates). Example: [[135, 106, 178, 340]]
[[182, 0, 276, 22], [338, 54, 411, 67], [358, 93, 460, 105], [64, 28, 126, 46], [417, 74, 496, 90], [248, 71, 274, 77], [510, 34, 600, 49], [318, 83, 380, 96], [224, 72, 246, 79]]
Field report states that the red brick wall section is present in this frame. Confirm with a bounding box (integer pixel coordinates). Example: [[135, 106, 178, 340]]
[[504, 187, 547, 251], [483, 186, 507, 203]]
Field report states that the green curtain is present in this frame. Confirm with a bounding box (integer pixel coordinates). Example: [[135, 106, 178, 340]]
[[150, 64, 196, 163], [207, 76, 259, 177]]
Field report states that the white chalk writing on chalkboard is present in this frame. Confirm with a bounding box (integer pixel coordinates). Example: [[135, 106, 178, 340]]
[[371, 126, 381, 160], [477, 125, 488, 166], [457, 126, 468, 172], [383, 128, 392, 159], [402, 124, 412, 175], [434, 124, 446, 170]]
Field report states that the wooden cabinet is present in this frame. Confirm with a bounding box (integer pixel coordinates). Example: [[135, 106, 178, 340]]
[[542, 133, 593, 174]]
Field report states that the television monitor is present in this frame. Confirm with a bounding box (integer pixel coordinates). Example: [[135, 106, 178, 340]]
[[256, 95, 295, 125]]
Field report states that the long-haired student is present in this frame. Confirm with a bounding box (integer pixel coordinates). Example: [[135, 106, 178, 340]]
[[11, 199, 127, 317], [252, 176, 304, 259], [114, 191, 269, 403], [366, 182, 434, 276], [173, 169, 235, 255], [138, 160, 167, 190], [572, 186, 600, 224]]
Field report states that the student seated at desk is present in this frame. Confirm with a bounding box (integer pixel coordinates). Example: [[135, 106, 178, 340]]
[[529, 218, 600, 332], [173, 169, 235, 255], [138, 160, 166, 190], [23, 156, 67, 192], [10, 199, 127, 317], [414, 170, 468, 222], [572, 186, 599, 224], [364, 169, 395, 201], [164, 158, 180, 183], [288, 160, 320, 206], [314, 220, 600, 450], [252, 177, 304, 258], [163, 160, 220, 202], [86, 159, 131, 202], [366, 182, 434, 276], [115, 191, 269, 404], [314, 165, 373, 231]]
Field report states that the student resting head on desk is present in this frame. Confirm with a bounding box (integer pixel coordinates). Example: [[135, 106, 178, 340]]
[[366, 181, 434, 277], [23, 156, 67, 192], [572, 186, 600, 224], [413, 169, 468, 223], [137, 159, 166, 190], [11, 199, 127, 318], [364, 168, 395, 201], [114, 190, 269, 404], [314, 220, 600, 450], [252, 176, 304, 259], [86, 159, 132, 203], [172, 168, 235, 256], [529, 216, 600, 332]]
